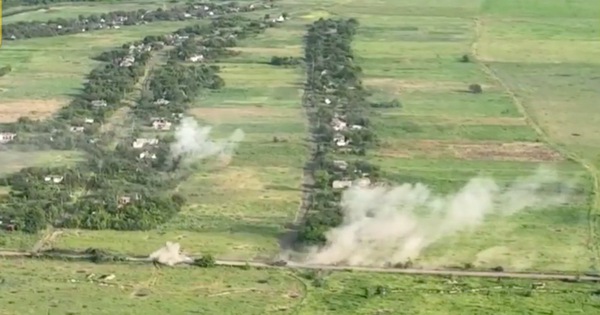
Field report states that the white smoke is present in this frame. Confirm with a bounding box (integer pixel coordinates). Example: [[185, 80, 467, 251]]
[[149, 242, 193, 266], [303, 166, 575, 267], [170, 117, 244, 165]]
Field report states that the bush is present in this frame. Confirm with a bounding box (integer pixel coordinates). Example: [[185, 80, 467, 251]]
[[0, 66, 12, 77], [459, 54, 471, 63], [193, 254, 216, 267], [468, 83, 482, 94]]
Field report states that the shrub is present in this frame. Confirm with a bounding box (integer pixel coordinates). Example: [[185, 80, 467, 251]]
[[459, 54, 471, 63], [468, 83, 483, 94], [193, 254, 216, 267], [0, 66, 12, 77]]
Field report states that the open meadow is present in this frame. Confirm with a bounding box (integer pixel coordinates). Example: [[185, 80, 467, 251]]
[[1, 0, 600, 312], [0, 259, 599, 315]]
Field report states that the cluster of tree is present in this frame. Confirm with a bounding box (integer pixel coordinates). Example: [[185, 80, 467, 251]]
[[269, 56, 303, 67], [0, 15, 275, 234], [2, 1, 268, 40], [169, 15, 282, 62], [0, 66, 13, 77], [295, 18, 381, 246]]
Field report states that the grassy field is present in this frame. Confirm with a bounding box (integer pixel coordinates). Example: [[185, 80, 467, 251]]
[[0, 259, 598, 315], [0, 150, 85, 175]]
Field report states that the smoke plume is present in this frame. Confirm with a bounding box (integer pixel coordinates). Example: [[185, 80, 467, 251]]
[[303, 167, 575, 267], [170, 117, 244, 165], [149, 242, 193, 266]]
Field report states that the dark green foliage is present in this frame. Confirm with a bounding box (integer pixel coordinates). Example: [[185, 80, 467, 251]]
[[370, 99, 401, 108], [469, 83, 483, 94], [0, 66, 12, 77], [296, 18, 382, 246], [269, 56, 302, 66], [193, 254, 216, 267]]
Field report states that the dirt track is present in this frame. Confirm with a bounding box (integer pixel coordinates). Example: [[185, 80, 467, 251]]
[[1, 250, 598, 282]]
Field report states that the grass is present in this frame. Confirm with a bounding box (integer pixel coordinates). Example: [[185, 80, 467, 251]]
[[0, 150, 85, 175], [0, 259, 598, 315]]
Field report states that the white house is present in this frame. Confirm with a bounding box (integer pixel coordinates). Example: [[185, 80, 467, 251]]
[[70, 126, 85, 133], [331, 117, 347, 131], [151, 119, 172, 131], [0, 132, 17, 144], [333, 133, 351, 147], [332, 180, 352, 189], [139, 151, 157, 160], [154, 98, 170, 105], [91, 100, 107, 107], [84, 118, 94, 124], [132, 138, 159, 149], [44, 175, 64, 183], [189, 54, 204, 62]]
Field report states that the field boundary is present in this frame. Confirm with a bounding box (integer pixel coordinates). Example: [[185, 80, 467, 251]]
[[472, 17, 600, 267]]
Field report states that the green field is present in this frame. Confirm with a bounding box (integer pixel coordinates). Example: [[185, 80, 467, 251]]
[[1, 0, 600, 312], [0, 259, 598, 315]]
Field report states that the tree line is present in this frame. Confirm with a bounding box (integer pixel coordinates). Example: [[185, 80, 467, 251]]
[[2, 1, 268, 40], [295, 18, 382, 246], [0, 12, 278, 233]]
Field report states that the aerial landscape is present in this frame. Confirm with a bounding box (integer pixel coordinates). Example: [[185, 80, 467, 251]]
[[0, 0, 599, 314]]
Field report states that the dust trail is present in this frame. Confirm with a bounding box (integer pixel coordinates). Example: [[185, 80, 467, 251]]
[[301, 166, 576, 267], [170, 116, 244, 166], [149, 242, 193, 266]]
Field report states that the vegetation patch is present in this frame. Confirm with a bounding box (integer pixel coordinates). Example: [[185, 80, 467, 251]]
[[0, 99, 67, 122]]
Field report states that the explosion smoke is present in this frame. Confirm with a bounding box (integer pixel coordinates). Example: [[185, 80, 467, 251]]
[[303, 167, 575, 267], [149, 242, 193, 266], [170, 117, 244, 165]]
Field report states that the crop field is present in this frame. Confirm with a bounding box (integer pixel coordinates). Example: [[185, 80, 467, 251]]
[[1, 0, 599, 313], [0, 259, 599, 315]]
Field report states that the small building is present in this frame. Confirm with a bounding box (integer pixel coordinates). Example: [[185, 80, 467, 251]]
[[119, 56, 135, 67], [324, 98, 331, 105], [44, 175, 64, 184], [331, 117, 347, 131], [70, 126, 85, 133], [351, 125, 364, 130], [189, 54, 204, 62], [332, 180, 352, 189], [117, 194, 141, 208], [91, 100, 107, 107], [84, 118, 94, 124], [154, 98, 170, 105], [132, 138, 159, 149], [275, 15, 285, 22], [139, 151, 157, 160], [333, 133, 351, 147], [172, 113, 184, 119], [151, 118, 172, 131], [0, 132, 17, 144]]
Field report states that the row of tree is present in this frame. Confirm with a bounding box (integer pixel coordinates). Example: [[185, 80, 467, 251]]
[[2, 1, 267, 40], [3, 0, 103, 8], [295, 18, 381, 246], [0, 14, 277, 233]]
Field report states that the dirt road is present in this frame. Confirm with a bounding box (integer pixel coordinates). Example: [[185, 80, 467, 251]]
[[1, 250, 598, 282]]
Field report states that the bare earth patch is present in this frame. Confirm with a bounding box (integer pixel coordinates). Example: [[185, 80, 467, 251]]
[[234, 46, 302, 56], [190, 107, 300, 124], [0, 99, 65, 122], [380, 140, 562, 162], [365, 78, 497, 93]]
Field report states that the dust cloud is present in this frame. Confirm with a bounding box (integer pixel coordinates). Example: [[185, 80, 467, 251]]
[[303, 167, 576, 267], [170, 116, 244, 165], [149, 242, 193, 266]]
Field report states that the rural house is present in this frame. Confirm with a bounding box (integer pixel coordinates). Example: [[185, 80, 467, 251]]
[[132, 138, 159, 149], [354, 178, 371, 188], [117, 194, 141, 207], [332, 179, 352, 189], [70, 126, 85, 133], [331, 117, 347, 131], [151, 118, 172, 131], [154, 98, 170, 105], [44, 175, 64, 184], [139, 151, 157, 160], [189, 54, 204, 62], [91, 100, 107, 107], [0, 132, 17, 144], [333, 133, 351, 147], [84, 118, 94, 124]]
